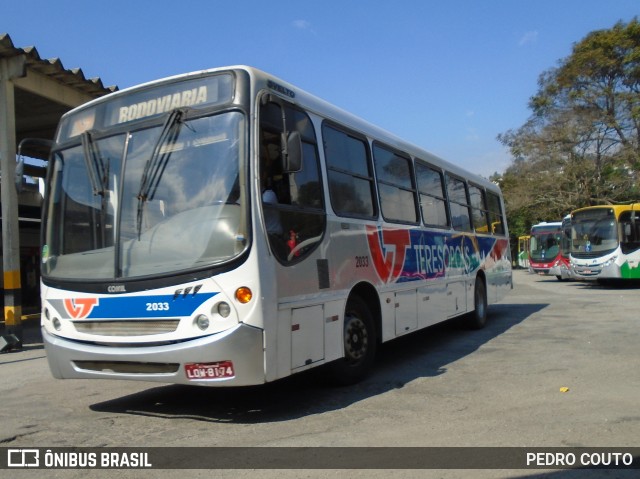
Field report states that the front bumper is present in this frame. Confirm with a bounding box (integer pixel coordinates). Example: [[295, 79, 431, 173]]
[[549, 264, 573, 280], [43, 323, 266, 387]]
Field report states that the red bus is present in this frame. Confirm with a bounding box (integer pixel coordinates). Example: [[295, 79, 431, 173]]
[[529, 220, 572, 280]]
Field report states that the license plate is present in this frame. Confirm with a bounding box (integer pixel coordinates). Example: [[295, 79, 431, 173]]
[[185, 361, 235, 380]]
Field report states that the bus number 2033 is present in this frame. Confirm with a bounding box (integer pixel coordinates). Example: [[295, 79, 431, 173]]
[[355, 256, 370, 268]]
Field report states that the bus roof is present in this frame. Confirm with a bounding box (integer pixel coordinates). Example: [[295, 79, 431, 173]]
[[530, 221, 562, 233], [571, 203, 640, 218]]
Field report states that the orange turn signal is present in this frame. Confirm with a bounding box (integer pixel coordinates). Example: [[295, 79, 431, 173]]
[[235, 287, 253, 304]]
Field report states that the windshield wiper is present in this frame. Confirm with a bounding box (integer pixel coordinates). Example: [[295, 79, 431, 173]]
[[136, 108, 185, 239], [81, 130, 110, 248], [81, 130, 108, 196]]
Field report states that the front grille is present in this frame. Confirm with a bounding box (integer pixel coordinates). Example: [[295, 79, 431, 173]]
[[73, 360, 179, 375], [574, 267, 601, 277], [572, 247, 616, 259], [72, 319, 180, 336]]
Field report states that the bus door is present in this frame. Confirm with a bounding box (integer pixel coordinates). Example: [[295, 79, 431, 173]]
[[258, 96, 327, 369]]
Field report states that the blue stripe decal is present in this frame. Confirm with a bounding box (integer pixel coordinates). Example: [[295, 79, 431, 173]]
[[87, 293, 218, 319]]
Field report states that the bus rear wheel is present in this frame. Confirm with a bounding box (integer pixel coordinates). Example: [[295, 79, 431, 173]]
[[468, 276, 488, 329], [328, 296, 377, 386]]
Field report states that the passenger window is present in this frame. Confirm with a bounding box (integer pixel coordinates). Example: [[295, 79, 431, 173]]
[[469, 185, 489, 233], [373, 144, 418, 224], [259, 99, 325, 264], [415, 162, 449, 228], [446, 175, 472, 232], [322, 123, 377, 219]]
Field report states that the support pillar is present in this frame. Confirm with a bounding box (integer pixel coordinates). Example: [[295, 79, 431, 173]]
[[1, 55, 26, 350]]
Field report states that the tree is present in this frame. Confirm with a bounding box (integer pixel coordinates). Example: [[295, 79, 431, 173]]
[[497, 18, 640, 238]]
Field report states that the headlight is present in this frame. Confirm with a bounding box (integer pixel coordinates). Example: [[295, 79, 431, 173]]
[[195, 314, 210, 331], [602, 255, 618, 268], [216, 302, 231, 318]]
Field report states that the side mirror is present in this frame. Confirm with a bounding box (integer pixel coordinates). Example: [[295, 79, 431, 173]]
[[282, 130, 302, 173], [15, 138, 53, 193]]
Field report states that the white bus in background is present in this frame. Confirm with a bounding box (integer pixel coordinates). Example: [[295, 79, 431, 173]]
[[570, 204, 640, 282], [40, 66, 512, 387]]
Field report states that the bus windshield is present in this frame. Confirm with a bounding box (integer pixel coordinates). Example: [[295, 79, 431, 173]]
[[529, 231, 560, 261], [42, 110, 247, 280], [570, 208, 618, 257]]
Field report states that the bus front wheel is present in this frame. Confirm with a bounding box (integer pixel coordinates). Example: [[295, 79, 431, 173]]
[[328, 296, 377, 386]]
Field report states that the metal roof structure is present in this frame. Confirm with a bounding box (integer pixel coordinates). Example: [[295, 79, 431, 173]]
[[1, 33, 118, 343], [0, 32, 117, 158]]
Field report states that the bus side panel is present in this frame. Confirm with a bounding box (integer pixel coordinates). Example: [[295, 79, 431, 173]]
[[417, 282, 448, 328], [271, 218, 512, 377], [620, 250, 640, 278]]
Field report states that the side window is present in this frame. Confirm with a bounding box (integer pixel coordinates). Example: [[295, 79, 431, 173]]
[[373, 144, 418, 224], [446, 174, 472, 232], [415, 161, 449, 228], [486, 192, 505, 235], [322, 123, 377, 219], [259, 99, 325, 264], [469, 185, 489, 233]]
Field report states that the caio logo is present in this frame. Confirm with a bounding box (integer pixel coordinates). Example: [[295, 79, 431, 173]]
[[63, 298, 99, 319]]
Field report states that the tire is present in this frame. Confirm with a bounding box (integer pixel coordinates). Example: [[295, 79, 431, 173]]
[[468, 276, 488, 330], [328, 296, 377, 386]]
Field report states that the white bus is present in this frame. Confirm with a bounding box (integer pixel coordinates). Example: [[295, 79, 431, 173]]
[[40, 66, 512, 387], [570, 204, 640, 281]]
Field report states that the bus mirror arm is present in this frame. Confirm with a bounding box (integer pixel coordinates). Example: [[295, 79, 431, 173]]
[[264, 94, 302, 173], [282, 131, 302, 173]]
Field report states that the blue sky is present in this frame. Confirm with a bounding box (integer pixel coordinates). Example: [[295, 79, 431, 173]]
[[3, 0, 639, 177]]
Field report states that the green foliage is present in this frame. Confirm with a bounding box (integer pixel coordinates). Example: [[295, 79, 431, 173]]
[[498, 18, 640, 237]]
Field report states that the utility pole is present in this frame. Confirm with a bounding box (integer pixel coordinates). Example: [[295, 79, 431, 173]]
[[1, 54, 26, 350]]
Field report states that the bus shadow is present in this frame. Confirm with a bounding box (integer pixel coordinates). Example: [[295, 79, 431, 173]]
[[529, 275, 640, 290], [90, 302, 547, 424], [568, 280, 640, 290]]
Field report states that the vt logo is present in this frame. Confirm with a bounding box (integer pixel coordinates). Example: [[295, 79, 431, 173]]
[[366, 226, 411, 284], [64, 298, 99, 319]]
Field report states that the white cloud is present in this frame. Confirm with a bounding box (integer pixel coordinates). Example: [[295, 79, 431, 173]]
[[519, 30, 539, 46], [293, 19, 316, 34]]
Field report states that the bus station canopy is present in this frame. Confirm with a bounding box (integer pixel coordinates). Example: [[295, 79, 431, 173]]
[[0, 32, 117, 160], [1, 33, 117, 338]]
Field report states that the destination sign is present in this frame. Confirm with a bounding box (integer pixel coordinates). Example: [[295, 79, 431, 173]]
[[58, 73, 234, 141], [117, 86, 209, 123]]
